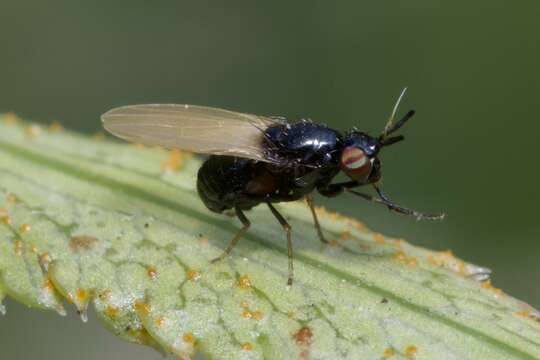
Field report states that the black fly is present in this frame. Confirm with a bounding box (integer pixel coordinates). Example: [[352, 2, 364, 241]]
[[102, 89, 444, 285]]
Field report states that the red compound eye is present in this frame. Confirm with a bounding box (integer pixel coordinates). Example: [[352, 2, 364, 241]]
[[340, 146, 372, 181]]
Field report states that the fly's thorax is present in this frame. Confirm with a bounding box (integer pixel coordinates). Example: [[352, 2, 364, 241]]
[[263, 122, 343, 167]]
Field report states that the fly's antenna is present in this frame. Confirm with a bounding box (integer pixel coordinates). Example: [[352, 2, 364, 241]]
[[379, 87, 415, 146]]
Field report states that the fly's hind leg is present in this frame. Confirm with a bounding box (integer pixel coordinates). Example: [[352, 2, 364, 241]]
[[267, 202, 294, 286], [211, 206, 250, 263], [305, 195, 328, 244]]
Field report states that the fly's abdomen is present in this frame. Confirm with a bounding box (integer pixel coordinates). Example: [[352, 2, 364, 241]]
[[196, 156, 255, 213]]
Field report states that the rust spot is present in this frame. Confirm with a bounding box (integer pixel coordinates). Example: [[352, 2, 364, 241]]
[[3, 112, 18, 125], [105, 305, 119, 319], [339, 231, 352, 240], [76, 288, 90, 304], [238, 275, 252, 289], [154, 316, 165, 327], [293, 326, 313, 360], [293, 326, 313, 346], [405, 345, 418, 358], [314, 206, 367, 231], [373, 233, 385, 244], [66, 292, 74, 304], [393, 251, 406, 261], [242, 309, 252, 319], [407, 257, 418, 267], [182, 332, 195, 344], [241, 343, 253, 351], [69, 235, 98, 252], [39, 252, 52, 271], [1, 215, 12, 225], [186, 269, 201, 281], [383, 347, 395, 358], [328, 239, 339, 247], [147, 266, 158, 280], [134, 300, 151, 316], [197, 235, 209, 246], [252, 310, 264, 320], [14, 239, 23, 256], [161, 149, 191, 172], [43, 278, 55, 292], [49, 121, 63, 132], [93, 132, 105, 141], [98, 289, 112, 301], [6, 194, 18, 204], [240, 300, 249, 308], [440, 249, 454, 258], [480, 280, 504, 297], [25, 125, 41, 138], [19, 223, 31, 233], [0, 208, 12, 226]]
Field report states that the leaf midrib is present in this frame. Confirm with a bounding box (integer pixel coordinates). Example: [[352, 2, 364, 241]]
[[0, 138, 536, 359]]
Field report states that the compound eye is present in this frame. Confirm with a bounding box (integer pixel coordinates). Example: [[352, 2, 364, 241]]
[[340, 146, 372, 181]]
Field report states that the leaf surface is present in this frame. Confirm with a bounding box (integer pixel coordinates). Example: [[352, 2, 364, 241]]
[[0, 115, 539, 359]]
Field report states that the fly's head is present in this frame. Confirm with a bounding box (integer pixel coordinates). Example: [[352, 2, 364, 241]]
[[340, 109, 416, 184]]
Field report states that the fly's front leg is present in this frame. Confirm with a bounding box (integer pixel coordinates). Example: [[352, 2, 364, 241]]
[[318, 180, 360, 197], [305, 194, 328, 244]]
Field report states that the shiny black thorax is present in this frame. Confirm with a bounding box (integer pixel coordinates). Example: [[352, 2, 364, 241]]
[[197, 122, 343, 213]]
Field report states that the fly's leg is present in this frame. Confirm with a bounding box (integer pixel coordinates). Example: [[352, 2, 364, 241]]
[[211, 206, 250, 263], [305, 195, 328, 244], [347, 185, 445, 220], [267, 202, 294, 286]]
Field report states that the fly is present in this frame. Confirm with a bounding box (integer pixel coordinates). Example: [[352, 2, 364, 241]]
[[102, 89, 444, 285]]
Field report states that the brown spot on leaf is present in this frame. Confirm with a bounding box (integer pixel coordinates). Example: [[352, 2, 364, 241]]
[[69, 235, 98, 252], [293, 326, 313, 360]]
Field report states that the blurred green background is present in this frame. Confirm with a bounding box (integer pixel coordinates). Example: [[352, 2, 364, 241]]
[[1, 1, 539, 359]]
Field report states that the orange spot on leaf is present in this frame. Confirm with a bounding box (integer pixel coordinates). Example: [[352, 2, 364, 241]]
[[241, 342, 253, 351], [19, 223, 31, 233], [238, 275, 252, 289], [186, 269, 201, 281], [405, 345, 418, 358], [134, 300, 151, 316], [383, 347, 395, 358], [147, 266, 158, 280], [182, 332, 195, 344]]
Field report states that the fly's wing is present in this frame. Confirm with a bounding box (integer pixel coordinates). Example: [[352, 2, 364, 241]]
[[101, 104, 283, 163]]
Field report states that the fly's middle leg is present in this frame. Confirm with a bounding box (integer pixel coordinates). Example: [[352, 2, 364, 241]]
[[211, 206, 250, 263], [267, 202, 294, 286]]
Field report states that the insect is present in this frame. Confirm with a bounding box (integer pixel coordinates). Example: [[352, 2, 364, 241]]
[[102, 89, 444, 285]]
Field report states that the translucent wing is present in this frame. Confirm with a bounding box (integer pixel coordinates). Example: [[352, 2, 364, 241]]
[[101, 104, 282, 163]]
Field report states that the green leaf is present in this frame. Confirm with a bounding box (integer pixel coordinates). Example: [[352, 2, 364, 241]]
[[0, 114, 539, 359]]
